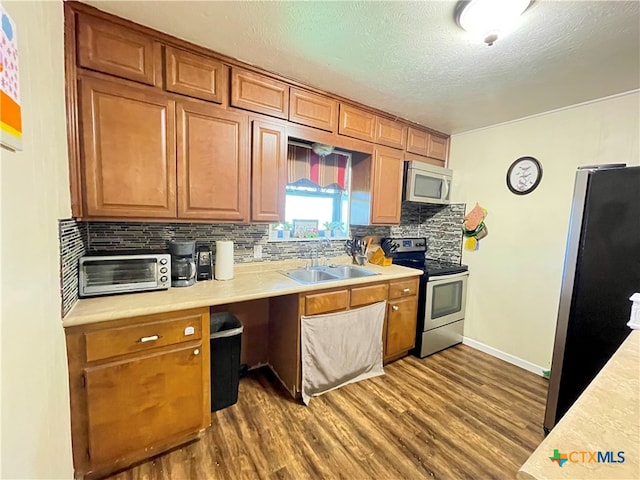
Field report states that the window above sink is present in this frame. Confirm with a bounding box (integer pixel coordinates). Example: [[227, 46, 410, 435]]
[[269, 141, 351, 242]]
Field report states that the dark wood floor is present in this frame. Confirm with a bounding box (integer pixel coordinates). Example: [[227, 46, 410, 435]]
[[106, 344, 548, 479]]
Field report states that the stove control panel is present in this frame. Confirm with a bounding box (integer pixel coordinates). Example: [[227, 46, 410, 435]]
[[383, 237, 427, 253]]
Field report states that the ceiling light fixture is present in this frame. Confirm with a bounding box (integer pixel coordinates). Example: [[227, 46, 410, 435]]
[[455, 0, 532, 46], [311, 143, 334, 157]]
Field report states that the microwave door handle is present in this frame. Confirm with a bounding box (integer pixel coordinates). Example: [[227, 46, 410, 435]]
[[442, 176, 450, 201]]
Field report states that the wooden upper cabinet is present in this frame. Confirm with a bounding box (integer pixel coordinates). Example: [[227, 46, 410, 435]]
[[371, 146, 404, 225], [177, 101, 249, 221], [427, 134, 449, 161], [375, 117, 407, 150], [251, 121, 287, 223], [407, 127, 450, 162], [79, 75, 176, 218], [231, 68, 289, 119], [165, 46, 226, 103], [76, 13, 160, 86], [338, 104, 375, 142], [289, 88, 338, 132], [406, 127, 429, 156]]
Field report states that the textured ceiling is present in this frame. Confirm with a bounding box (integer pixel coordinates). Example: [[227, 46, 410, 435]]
[[82, 0, 640, 134]]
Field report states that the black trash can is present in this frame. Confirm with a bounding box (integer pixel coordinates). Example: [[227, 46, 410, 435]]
[[209, 312, 243, 412]]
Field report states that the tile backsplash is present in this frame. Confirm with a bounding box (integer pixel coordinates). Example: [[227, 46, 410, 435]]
[[58, 203, 465, 316], [59, 218, 88, 316]]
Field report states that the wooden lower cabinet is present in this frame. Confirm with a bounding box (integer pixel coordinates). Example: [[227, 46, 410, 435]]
[[385, 296, 418, 359], [269, 278, 419, 397], [66, 308, 210, 479]]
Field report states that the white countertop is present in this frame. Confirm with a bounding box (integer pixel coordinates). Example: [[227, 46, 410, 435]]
[[517, 330, 639, 480], [63, 258, 422, 327]]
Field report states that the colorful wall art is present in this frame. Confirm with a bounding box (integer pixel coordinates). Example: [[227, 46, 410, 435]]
[[1, 4, 22, 151]]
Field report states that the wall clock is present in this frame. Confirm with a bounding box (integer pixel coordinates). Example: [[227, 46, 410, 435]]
[[506, 156, 543, 195]]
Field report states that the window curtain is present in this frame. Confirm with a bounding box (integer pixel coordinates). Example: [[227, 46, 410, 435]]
[[288, 145, 348, 190]]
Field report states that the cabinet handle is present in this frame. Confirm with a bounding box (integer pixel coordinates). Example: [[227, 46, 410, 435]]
[[402, 288, 411, 294], [139, 335, 159, 343], [392, 305, 399, 311], [193, 349, 200, 356]]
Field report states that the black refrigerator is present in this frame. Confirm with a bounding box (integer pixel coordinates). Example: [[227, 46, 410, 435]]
[[544, 164, 640, 433]]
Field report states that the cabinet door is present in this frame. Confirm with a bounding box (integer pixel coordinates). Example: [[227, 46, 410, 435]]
[[165, 46, 226, 103], [371, 146, 403, 224], [385, 296, 418, 358], [289, 88, 338, 132], [375, 117, 407, 150], [427, 134, 449, 162], [406, 127, 429, 156], [338, 104, 375, 142], [231, 68, 289, 119], [251, 121, 287, 223], [77, 13, 159, 86], [177, 101, 250, 221], [84, 344, 205, 466], [79, 76, 176, 218]]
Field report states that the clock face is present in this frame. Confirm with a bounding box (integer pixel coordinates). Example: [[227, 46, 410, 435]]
[[507, 157, 542, 195]]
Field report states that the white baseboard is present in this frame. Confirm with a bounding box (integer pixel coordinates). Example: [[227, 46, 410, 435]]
[[462, 337, 546, 377]]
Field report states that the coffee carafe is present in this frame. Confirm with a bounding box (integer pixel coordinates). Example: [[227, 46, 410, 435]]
[[169, 240, 196, 287]]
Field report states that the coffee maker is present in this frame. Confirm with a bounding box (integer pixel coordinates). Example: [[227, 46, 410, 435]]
[[169, 240, 196, 287]]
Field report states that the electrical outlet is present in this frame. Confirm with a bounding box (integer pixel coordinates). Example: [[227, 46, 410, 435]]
[[253, 244, 263, 260]]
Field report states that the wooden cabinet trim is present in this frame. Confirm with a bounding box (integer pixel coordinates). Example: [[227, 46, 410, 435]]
[[404, 151, 445, 168], [289, 88, 338, 132], [231, 68, 289, 119], [165, 46, 226, 104]]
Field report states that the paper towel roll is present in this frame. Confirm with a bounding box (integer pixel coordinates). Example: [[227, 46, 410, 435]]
[[215, 241, 234, 280]]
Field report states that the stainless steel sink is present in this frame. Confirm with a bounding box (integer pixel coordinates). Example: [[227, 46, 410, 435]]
[[282, 265, 379, 284], [324, 265, 379, 279]]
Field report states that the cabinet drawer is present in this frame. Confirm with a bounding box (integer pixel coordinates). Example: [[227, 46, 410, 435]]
[[165, 46, 226, 103], [289, 88, 338, 132], [305, 289, 349, 315], [231, 68, 289, 119], [84, 313, 203, 362], [77, 13, 159, 86], [350, 283, 389, 308], [389, 278, 419, 299], [338, 104, 375, 142], [375, 117, 407, 150]]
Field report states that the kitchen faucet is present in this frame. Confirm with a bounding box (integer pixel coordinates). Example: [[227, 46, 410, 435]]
[[307, 238, 332, 268]]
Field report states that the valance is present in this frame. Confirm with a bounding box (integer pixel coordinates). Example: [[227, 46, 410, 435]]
[[288, 145, 348, 190]]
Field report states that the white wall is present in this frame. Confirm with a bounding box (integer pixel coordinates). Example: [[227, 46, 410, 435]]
[[0, 1, 73, 478], [449, 92, 640, 369]]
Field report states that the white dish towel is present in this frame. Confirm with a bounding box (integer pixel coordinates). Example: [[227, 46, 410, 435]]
[[301, 301, 385, 405], [628, 293, 640, 330]]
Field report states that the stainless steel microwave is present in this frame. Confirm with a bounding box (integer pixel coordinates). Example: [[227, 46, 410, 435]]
[[79, 253, 171, 298], [404, 161, 453, 204]]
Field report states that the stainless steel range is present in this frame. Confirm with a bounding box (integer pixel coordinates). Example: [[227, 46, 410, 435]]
[[382, 237, 469, 358]]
